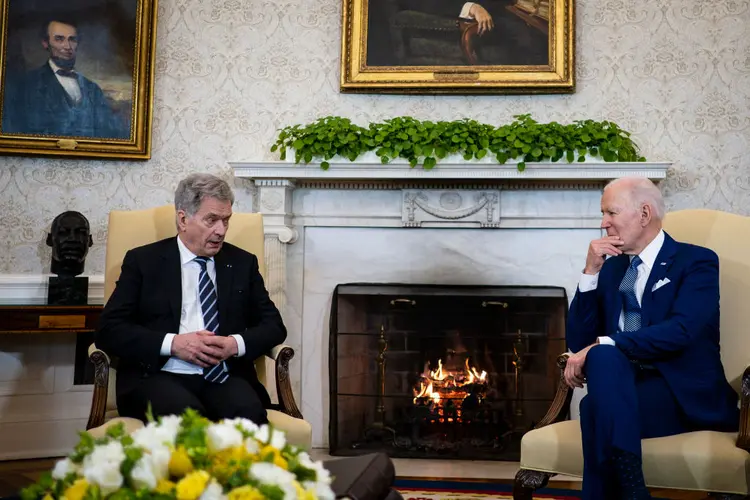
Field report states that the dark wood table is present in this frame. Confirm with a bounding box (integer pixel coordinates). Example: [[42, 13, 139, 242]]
[[0, 305, 102, 335]]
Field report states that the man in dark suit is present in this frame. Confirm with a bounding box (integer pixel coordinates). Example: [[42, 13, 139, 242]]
[[96, 173, 286, 424], [2, 18, 127, 138], [564, 177, 739, 500]]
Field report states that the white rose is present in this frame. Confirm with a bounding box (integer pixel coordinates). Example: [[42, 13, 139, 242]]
[[302, 481, 335, 500], [223, 417, 259, 435], [244, 437, 260, 455], [130, 446, 171, 489], [255, 425, 286, 450], [51, 458, 78, 480], [249, 462, 297, 499], [199, 479, 227, 500], [82, 442, 125, 495], [206, 422, 243, 452], [132, 418, 180, 451], [298, 452, 332, 484]]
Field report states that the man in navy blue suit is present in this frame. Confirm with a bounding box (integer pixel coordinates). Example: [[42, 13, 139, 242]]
[[565, 177, 739, 500]]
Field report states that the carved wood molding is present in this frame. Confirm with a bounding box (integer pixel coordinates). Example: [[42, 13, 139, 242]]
[[275, 346, 303, 419]]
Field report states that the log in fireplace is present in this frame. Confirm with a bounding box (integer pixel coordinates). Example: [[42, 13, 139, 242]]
[[329, 283, 567, 460]]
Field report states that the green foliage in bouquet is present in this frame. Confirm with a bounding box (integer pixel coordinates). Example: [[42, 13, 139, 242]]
[[22, 410, 333, 500], [270, 114, 647, 171]]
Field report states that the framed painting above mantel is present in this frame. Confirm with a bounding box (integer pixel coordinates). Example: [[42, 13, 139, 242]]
[[340, 0, 574, 94], [0, 0, 158, 159]]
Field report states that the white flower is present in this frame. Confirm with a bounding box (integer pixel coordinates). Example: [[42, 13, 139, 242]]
[[255, 425, 286, 450], [302, 481, 336, 500], [82, 442, 125, 495], [199, 479, 227, 500], [244, 437, 260, 455], [223, 417, 259, 435], [206, 422, 243, 452], [131, 417, 181, 451], [51, 458, 78, 480], [130, 445, 170, 490], [248, 462, 297, 499], [297, 451, 334, 499]]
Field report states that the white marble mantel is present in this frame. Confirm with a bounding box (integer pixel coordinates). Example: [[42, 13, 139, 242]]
[[229, 160, 670, 447]]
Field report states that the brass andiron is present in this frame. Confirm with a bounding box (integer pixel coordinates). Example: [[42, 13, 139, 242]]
[[512, 329, 527, 431]]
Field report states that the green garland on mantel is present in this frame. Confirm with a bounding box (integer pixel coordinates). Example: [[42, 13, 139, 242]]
[[270, 114, 646, 171]]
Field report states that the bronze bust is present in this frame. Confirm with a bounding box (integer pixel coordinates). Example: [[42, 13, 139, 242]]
[[46, 210, 93, 277]]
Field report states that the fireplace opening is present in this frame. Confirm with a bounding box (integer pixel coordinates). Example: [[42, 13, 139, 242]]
[[329, 284, 567, 460]]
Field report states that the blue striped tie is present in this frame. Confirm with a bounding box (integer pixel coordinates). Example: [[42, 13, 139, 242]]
[[194, 257, 229, 383], [618, 255, 642, 332]]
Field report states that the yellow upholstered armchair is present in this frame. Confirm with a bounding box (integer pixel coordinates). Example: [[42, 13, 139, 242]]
[[514, 209, 750, 499], [85, 205, 312, 449]]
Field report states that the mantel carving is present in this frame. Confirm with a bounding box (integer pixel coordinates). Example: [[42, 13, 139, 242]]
[[403, 190, 500, 228]]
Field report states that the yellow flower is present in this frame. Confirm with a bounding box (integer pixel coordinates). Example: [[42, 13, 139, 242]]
[[169, 446, 194, 477], [156, 479, 176, 494], [227, 485, 265, 500], [43, 493, 54, 500], [214, 446, 250, 464], [294, 481, 317, 500], [62, 479, 88, 500], [259, 445, 288, 470], [175, 470, 210, 500]]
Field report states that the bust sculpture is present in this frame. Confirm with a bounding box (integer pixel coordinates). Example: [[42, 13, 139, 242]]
[[46, 210, 93, 277]]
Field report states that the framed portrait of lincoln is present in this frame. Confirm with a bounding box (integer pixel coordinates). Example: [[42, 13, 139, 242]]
[[340, 0, 574, 94], [0, 0, 157, 159]]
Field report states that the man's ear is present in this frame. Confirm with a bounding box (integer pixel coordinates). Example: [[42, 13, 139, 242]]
[[45, 232, 53, 247], [640, 204, 652, 226], [176, 210, 187, 231], [87, 235, 93, 248]]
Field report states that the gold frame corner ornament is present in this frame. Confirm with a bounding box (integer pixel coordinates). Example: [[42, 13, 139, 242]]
[[0, 0, 159, 160], [340, 0, 575, 94]]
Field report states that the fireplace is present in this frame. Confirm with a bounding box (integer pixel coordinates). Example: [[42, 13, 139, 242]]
[[329, 283, 567, 460]]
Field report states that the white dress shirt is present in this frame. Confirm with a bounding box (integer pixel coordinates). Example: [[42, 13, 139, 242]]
[[578, 230, 665, 346], [160, 236, 246, 375], [48, 59, 82, 104]]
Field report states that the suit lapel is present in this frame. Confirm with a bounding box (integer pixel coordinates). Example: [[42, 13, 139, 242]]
[[163, 238, 182, 328], [608, 255, 630, 335], [640, 232, 677, 326], [214, 249, 233, 336]]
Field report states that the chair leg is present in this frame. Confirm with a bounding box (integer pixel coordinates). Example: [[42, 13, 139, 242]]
[[513, 469, 553, 500]]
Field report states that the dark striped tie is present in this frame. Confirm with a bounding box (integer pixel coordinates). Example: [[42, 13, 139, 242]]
[[194, 257, 229, 383], [618, 255, 642, 332]]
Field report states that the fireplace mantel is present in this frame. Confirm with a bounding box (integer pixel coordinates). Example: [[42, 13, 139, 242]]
[[230, 161, 670, 183]]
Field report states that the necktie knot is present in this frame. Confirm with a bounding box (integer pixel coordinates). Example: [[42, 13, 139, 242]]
[[194, 256, 209, 271], [629, 255, 642, 270], [56, 69, 76, 78]]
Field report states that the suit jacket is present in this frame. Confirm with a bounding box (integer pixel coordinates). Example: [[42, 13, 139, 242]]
[[96, 237, 287, 408], [567, 232, 739, 431], [2, 63, 128, 138]]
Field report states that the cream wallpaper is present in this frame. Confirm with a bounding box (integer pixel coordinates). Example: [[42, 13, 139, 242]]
[[0, 0, 748, 275]]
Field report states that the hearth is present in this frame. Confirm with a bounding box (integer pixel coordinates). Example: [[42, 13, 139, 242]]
[[329, 283, 567, 460]]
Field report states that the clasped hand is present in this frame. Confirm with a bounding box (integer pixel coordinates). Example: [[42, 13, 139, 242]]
[[563, 344, 595, 388], [171, 330, 238, 368]]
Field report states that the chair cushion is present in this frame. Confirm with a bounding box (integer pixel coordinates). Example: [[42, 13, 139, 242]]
[[86, 417, 145, 439], [520, 420, 750, 494], [267, 410, 312, 450]]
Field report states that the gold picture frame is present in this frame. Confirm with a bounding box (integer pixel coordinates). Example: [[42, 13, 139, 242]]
[[340, 0, 574, 94], [0, 0, 158, 159]]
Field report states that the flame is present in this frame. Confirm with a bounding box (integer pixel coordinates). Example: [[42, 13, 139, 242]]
[[412, 358, 488, 406]]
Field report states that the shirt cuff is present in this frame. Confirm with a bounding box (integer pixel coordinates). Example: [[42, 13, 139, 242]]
[[160, 333, 176, 356], [598, 336, 616, 346], [578, 272, 599, 292], [231, 334, 246, 357], [459, 2, 475, 18]]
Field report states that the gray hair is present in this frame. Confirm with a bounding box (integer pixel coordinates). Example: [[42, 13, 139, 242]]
[[605, 176, 666, 221], [174, 173, 234, 218]]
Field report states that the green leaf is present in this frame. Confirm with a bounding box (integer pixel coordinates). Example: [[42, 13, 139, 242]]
[[321, 161, 330, 170], [517, 161, 526, 171], [424, 157, 437, 169]]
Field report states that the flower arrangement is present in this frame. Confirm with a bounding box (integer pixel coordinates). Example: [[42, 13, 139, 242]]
[[22, 410, 334, 500]]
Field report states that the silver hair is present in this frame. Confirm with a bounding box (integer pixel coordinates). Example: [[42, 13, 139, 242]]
[[605, 176, 666, 221], [174, 173, 234, 218]]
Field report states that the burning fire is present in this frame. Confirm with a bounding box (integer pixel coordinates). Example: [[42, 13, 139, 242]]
[[413, 358, 488, 406]]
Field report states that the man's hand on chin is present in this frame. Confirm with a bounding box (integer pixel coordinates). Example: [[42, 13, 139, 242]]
[[564, 343, 597, 389], [201, 333, 238, 360]]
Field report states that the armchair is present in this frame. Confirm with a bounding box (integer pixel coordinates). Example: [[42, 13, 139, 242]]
[[85, 206, 312, 450], [514, 209, 750, 499]]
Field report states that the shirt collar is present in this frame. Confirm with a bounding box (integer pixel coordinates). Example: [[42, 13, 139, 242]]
[[176, 235, 212, 267], [634, 229, 664, 270], [48, 59, 75, 75]]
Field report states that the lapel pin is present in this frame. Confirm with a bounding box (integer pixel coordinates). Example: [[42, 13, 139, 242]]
[[660, 262, 667, 265]]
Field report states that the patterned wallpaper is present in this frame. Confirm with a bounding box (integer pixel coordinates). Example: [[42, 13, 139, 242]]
[[0, 0, 748, 275]]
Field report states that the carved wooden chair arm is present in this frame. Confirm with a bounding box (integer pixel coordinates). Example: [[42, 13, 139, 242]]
[[533, 353, 572, 429], [267, 344, 304, 419], [736, 364, 750, 452], [86, 345, 111, 430]]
